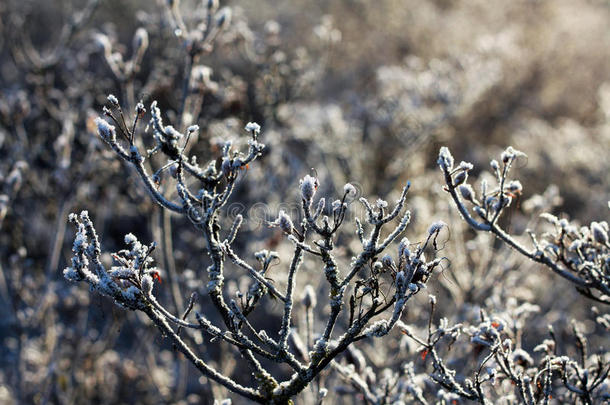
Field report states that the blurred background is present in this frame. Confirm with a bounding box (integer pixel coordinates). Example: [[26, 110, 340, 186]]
[[0, 0, 608, 403]]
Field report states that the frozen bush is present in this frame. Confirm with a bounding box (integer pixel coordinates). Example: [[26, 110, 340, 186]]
[[439, 146, 610, 304], [1, 0, 609, 403], [65, 93, 449, 403]]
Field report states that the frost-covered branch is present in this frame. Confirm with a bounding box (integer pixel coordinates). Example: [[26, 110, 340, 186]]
[[438, 146, 610, 303]]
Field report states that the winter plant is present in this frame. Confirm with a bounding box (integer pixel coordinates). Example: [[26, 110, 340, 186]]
[[63, 109, 610, 404], [438, 146, 609, 304], [1, 0, 606, 402], [64, 92, 450, 403]]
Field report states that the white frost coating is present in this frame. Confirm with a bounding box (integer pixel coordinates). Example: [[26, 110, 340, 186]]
[[428, 221, 446, 235], [73, 230, 87, 251], [270, 210, 294, 233], [313, 337, 328, 354], [124, 233, 138, 244], [95, 117, 116, 143], [164, 125, 182, 140], [343, 183, 356, 196], [141, 274, 154, 296], [107, 94, 119, 105], [500, 146, 526, 163], [300, 175, 318, 201], [122, 286, 141, 302], [63, 267, 81, 281], [398, 237, 411, 258], [363, 320, 389, 337], [244, 122, 261, 133], [459, 184, 476, 202], [506, 180, 523, 193], [458, 161, 474, 171], [540, 213, 559, 224], [109, 267, 136, 279], [381, 254, 394, 267], [437, 146, 454, 171]]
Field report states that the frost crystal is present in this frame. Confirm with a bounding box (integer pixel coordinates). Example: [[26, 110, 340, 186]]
[[63, 267, 81, 282], [506, 180, 523, 193], [332, 199, 344, 212], [141, 274, 154, 296], [381, 254, 394, 267], [95, 117, 116, 143], [428, 221, 446, 235], [376, 199, 388, 208], [437, 147, 454, 171], [300, 175, 318, 201], [107, 94, 119, 106], [343, 183, 356, 196], [271, 210, 294, 233], [458, 161, 474, 171], [591, 221, 608, 244], [398, 237, 411, 258], [500, 146, 526, 163], [459, 184, 476, 202], [244, 122, 261, 134]]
